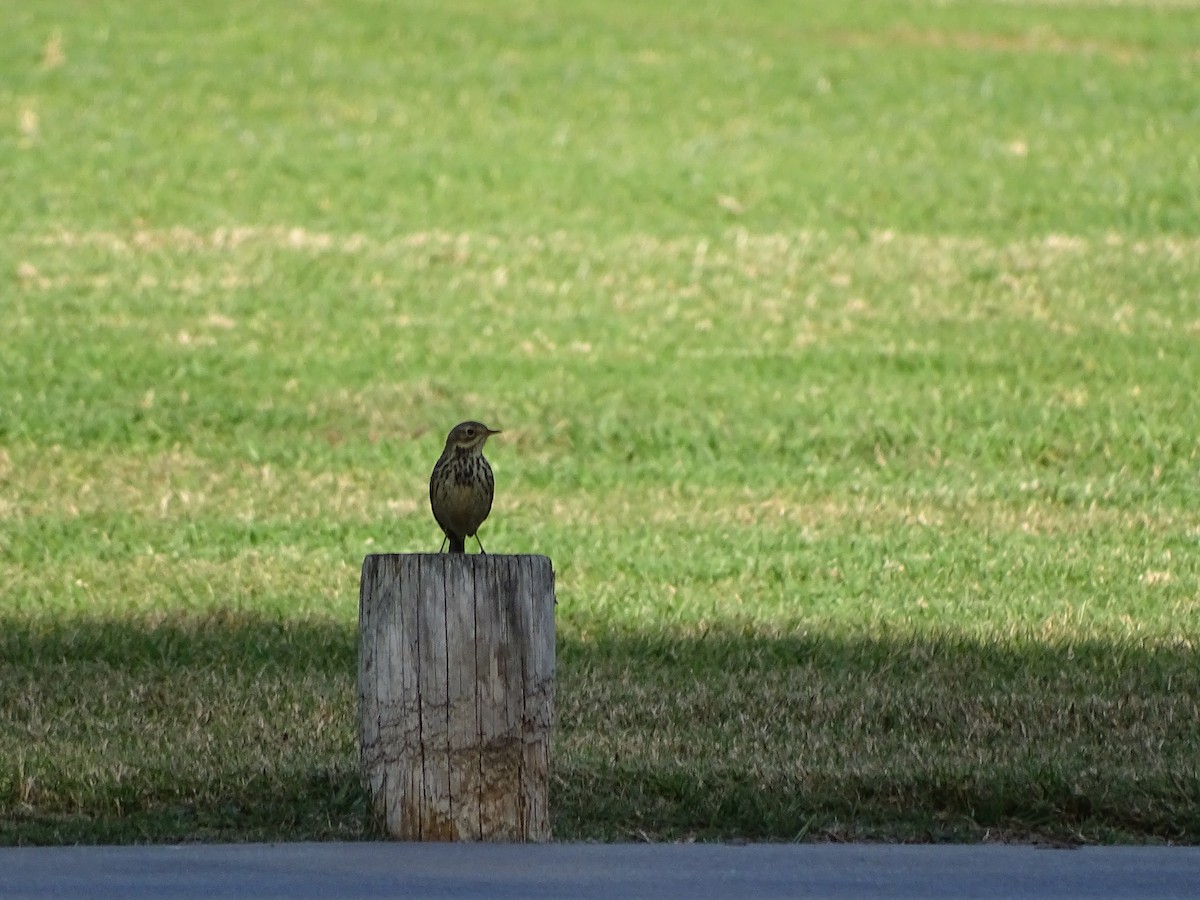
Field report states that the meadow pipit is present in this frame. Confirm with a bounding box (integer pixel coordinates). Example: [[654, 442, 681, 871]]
[[429, 421, 500, 553]]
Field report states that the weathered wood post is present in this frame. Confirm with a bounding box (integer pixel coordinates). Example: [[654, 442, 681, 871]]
[[358, 553, 555, 841]]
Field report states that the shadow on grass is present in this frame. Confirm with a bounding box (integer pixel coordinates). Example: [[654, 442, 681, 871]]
[[553, 630, 1200, 844], [2, 614, 1197, 844], [0, 612, 375, 846]]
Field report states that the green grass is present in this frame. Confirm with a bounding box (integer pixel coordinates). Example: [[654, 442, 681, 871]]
[[2, 0, 1199, 845]]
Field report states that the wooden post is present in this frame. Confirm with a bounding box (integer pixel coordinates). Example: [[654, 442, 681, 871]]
[[358, 553, 555, 841]]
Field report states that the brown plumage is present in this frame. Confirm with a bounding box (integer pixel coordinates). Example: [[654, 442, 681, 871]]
[[429, 421, 500, 553]]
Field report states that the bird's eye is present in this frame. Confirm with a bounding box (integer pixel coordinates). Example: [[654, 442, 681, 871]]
[[465, 427, 475, 436]]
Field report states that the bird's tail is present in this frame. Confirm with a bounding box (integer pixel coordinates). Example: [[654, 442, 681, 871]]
[[448, 535, 466, 553]]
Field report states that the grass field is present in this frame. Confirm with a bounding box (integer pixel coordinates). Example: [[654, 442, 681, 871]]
[[3, 0, 1199, 844]]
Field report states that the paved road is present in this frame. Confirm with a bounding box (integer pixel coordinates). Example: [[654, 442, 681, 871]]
[[1, 842, 1197, 899]]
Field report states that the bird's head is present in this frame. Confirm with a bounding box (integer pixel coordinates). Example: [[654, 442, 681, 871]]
[[444, 421, 500, 452]]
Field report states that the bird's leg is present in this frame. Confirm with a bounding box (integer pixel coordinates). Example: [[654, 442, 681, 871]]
[[474, 535, 487, 554], [438, 534, 448, 553]]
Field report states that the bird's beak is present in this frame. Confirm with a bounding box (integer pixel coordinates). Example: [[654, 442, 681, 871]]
[[488, 427, 502, 435]]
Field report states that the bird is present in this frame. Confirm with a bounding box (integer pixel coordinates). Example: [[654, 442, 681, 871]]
[[429, 421, 500, 553]]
